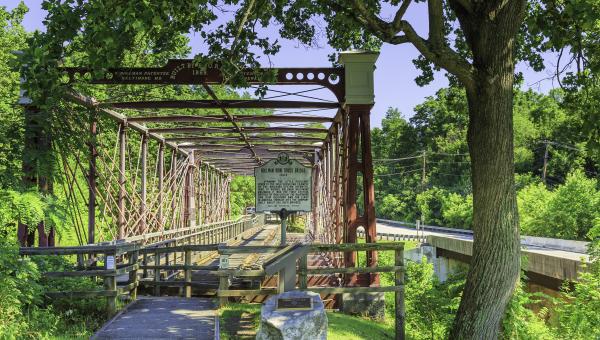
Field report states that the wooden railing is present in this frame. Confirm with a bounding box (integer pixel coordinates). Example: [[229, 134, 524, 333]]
[[357, 229, 426, 243], [19, 219, 405, 339], [19, 243, 141, 315], [216, 242, 406, 340], [18, 215, 263, 315], [136, 215, 264, 295]]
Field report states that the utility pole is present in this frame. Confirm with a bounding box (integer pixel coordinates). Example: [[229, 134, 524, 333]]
[[421, 150, 427, 188], [542, 140, 549, 185]]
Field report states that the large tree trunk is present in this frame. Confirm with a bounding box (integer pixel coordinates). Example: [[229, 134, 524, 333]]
[[449, 1, 525, 338]]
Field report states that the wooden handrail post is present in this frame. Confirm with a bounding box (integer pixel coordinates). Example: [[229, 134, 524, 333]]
[[154, 250, 160, 296], [143, 252, 148, 278], [129, 249, 139, 300], [395, 247, 405, 340], [184, 249, 192, 298], [104, 252, 117, 315], [299, 254, 308, 289]]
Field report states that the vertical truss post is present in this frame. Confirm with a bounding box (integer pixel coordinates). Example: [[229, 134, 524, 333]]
[[140, 134, 148, 234], [158, 142, 165, 231], [226, 176, 231, 220], [117, 123, 127, 240], [339, 51, 379, 285], [170, 149, 177, 229], [184, 152, 195, 228], [198, 162, 204, 224], [88, 110, 97, 244], [333, 124, 341, 244]]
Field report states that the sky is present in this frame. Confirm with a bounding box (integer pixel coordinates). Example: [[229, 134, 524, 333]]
[[2, 0, 560, 127]]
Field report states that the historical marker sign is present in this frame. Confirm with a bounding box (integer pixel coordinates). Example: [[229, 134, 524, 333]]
[[255, 153, 312, 212]]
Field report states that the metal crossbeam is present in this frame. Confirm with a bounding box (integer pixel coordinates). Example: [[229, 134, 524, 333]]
[[107, 100, 339, 110], [148, 126, 328, 134], [126, 115, 334, 123]]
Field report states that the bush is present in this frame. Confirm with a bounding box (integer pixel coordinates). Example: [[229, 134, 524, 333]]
[[518, 170, 600, 240], [441, 193, 472, 229]]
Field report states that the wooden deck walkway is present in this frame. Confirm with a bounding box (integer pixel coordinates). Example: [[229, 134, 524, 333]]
[[93, 297, 216, 339], [94, 224, 280, 339], [191, 224, 279, 292]]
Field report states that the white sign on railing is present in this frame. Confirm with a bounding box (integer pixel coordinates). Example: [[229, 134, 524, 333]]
[[255, 153, 312, 212]]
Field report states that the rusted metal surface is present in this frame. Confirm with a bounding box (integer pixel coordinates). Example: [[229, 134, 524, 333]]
[[56, 58, 378, 289], [60, 59, 345, 100], [107, 100, 339, 110]]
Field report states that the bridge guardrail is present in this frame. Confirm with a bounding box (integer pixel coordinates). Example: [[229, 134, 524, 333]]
[[378, 218, 590, 253]]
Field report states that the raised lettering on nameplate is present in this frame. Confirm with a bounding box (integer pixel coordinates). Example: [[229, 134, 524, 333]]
[[254, 153, 312, 212], [276, 297, 313, 311]]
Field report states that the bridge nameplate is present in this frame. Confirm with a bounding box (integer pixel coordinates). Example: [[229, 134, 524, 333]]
[[276, 297, 313, 311], [255, 153, 312, 212]]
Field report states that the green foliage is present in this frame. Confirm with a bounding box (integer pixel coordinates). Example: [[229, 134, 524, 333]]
[[230, 176, 255, 217], [501, 280, 555, 340], [518, 170, 600, 240], [553, 269, 600, 340], [0, 3, 27, 188], [442, 193, 473, 229]]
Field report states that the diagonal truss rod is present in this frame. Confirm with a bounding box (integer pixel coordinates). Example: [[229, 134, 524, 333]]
[[201, 83, 260, 165]]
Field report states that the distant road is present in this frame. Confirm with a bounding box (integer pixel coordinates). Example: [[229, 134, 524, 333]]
[[375, 219, 590, 262]]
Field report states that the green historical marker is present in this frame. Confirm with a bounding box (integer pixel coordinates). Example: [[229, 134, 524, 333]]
[[255, 153, 312, 245]]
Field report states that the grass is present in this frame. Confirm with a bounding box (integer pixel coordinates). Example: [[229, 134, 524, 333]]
[[218, 239, 417, 339], [327, 311, 394, 339], [219, 303, 262, 339], [218, 303, 395, 339]]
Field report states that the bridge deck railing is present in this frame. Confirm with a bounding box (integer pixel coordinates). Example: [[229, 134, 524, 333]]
[[17, 215, 264, 315], [19, 243, 141, 315]]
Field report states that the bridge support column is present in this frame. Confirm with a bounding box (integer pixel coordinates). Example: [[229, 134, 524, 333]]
[[339, 52, 379, 286]]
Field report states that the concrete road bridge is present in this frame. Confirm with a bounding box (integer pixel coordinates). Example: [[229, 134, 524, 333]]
[[364, 219, 590, 290]]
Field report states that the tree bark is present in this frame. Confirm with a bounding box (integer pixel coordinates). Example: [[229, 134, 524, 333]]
[[449, 1, 525, 338]]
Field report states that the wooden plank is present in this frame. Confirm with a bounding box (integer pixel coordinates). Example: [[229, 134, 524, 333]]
[[45, 290, 117, 298], [20, 245, 118, 255], [140, 264, 218, 271], [219, 245, 285, 255], [305, 286, 403, 294], [309, 242, 404, 252], [117, 281, 139, 295], [43, 269, 116, 278], [138, 244, 218, 254], [214, 269, 265, 277], [264, 244, 308, 276], [116, 263, 139, 275], [395, 248, 405, 340], [218, 289, 279, 297], [306, 265, 404, 275]]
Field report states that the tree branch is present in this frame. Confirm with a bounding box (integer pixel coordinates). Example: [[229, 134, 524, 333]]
[[392, 0, 412, 31], [343, 0, 475, 90], [399, 20, 475, 90], [427, 0, 444, 49]]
